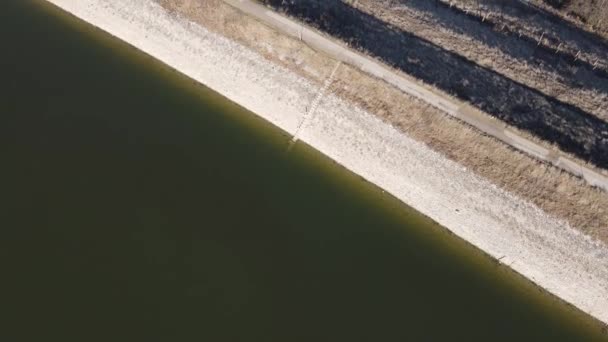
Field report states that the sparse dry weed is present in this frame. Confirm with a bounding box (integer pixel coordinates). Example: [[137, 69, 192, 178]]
[[354, 0, 608, 122]]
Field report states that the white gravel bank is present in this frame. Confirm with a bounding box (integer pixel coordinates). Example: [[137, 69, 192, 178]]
[[44, 0, 608, 324]]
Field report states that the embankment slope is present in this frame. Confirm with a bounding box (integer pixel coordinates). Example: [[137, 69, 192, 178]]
[[44, 0, 608, 325]]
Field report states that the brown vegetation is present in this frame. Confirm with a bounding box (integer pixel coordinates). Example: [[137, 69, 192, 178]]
[[445, 0, 608, 73], [155, 0, 608, 243], [353, 0, 608, 122], [539, 0, 608, 37]]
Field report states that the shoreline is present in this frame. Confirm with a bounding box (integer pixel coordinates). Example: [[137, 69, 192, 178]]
[[227, 0, 608, 192], [43, 0, 608, 325]]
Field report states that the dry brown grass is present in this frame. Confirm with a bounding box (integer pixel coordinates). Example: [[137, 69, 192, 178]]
[[156, 0, 608, 242], [438, 0, 608, 73], [455, 0, 608, 37], [353, 0, 608, 123], [537, 0, 608, 38]]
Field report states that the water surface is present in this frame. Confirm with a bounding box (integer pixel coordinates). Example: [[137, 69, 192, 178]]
[[1, 0, 607, 340]]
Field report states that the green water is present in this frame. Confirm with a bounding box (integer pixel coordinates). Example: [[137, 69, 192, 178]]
[[1, 0, 607, 340]]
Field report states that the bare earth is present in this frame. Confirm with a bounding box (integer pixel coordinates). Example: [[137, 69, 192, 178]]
[[45, 0, 608, 326]]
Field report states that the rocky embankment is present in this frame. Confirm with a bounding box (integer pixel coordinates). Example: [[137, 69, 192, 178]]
[[45, 0, 608, 326]]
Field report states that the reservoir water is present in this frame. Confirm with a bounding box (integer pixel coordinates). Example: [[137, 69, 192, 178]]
[[2, 0, 607, 340]]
